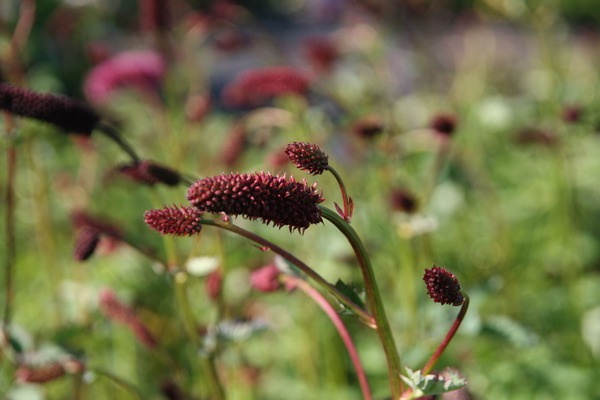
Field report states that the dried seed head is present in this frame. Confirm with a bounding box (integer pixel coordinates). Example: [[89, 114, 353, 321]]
[[144, 206, 204, 236], [118, 160, 181, 186], [430, 114, 457, 136], [250, 264, 281, 292], [73, 227, 100, 261], [285, 142, 329, 175], [0, 83, 99, 135], [99, 288, 157, 349], [222, 66, 310, 107], [186, 172, 324, 233], [423, 266, 464, 306]]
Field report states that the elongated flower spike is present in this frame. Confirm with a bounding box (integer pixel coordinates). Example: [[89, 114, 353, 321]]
[[144, 205, 204, 236], [285, 142, 329, 175], [73, 227, 101, 261], [118, 160, 182, 186], [0, 83, 99, 134], [186, 172, 324, 233], [423, 265, 464, 306]]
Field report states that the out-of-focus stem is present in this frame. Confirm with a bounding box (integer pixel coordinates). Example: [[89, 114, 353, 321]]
[[2, 113, 16, 328], [282, 275, 372, 400], [320, 206, 403, 398], [96, 123, 141, 164], [91, 367, 143, 399], [421, 293, 469, 375], [200, 218, 376, 328]]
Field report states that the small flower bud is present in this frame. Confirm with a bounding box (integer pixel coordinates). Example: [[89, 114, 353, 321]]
[[144, 205, 204, 236], [430, 114, 457, 136], [118, 160, 181, 186], [423, 266, 464, 306], [390, 189, 418, 214], [186, 172, 324, 233], [73, 227, 100, 261], [250, 264, 281, 292], [285, 142, 329, 175], [0, 83, 99, 135]]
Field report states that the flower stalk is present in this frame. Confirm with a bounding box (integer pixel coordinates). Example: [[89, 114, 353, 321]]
[[319, 206, 403, 398]]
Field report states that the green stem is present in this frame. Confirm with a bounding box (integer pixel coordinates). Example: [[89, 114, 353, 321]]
[[421, 293, 470, 375], [319, 206, 403, 398], [95, 123, 140, 164], [3, 114, 16, 328], [200, 218, 375, 328]]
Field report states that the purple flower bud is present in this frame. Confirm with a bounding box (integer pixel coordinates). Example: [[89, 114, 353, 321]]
[[144, 205, 204, 236], [285, 142, 329, 175], [73, 227, 100, 261], [423, 266, 464, 306], [186, 172, 324, 233], [0, 83, 99, 135]]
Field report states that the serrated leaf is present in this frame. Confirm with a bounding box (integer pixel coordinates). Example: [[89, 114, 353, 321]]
[[400, 368, 467, 399], [334, 279, 366, 310]]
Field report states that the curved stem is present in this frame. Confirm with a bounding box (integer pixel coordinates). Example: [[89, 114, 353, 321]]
[[199, 218, 375, 328], [320, 206, 403, 398], [282, 275, 372, 400], [90, 367, 143, 399], [421, 293, 469, 375], [95, 123, 141, 164], [327, 166, 353, 221]]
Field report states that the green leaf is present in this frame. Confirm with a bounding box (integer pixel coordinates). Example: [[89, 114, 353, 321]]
[[334, 279, 366, 310], [400, 368, 467, 399]]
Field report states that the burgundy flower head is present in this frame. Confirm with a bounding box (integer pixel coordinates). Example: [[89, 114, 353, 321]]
[[15, 359, 84, 384], [73, 227, 100, 261], [390, 189, 418, 214], [562, 105, 583, 124], [352, 116, 385, 139], [144, 205, 204, 236], [186, 172, 324, 233], [305, 37, 338, 73], [515, 127, 557, 147], [71, 210, 123, 240], [423, 266, 464, 306], [0, 83, 99, 135], [138, 0, 171, 33], [430, 114, 457, 136], [118, 160, 181, 186], [222, 66, 310, 107], [285, 142, 329, 175]]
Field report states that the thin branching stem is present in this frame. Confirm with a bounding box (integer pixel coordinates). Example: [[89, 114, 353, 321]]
[[320, 206, 404, 398], [199, 218, 376, 328], [282, 275, 372, 400]]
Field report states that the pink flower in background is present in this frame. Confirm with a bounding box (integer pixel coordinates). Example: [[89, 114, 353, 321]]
[[221, 66, 310, 107], [84, 50, 166, 105]]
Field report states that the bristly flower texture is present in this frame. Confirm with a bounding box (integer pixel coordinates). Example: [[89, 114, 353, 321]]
[[84, 50, 166, 105], [222, 66, 310, 107], [186, 172, 324, 233], [423, 266, 464, 306], [0, 83, 99, 135], [144, 206, 204, 236], [285, 142, 329, 175]]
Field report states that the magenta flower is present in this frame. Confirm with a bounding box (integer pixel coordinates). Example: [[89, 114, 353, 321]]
[[144, 205, 204, 236], [250, 264, 281, 292], [0, 83, 99, 135], [423, 266, 464, 306], [221, 66, 310, 107], [285, 142, 329, 175], [84, 50, 166, 105], [186, 172, 324, 233]]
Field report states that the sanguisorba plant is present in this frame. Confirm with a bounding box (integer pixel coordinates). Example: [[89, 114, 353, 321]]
[[145, 142, 469, 399]]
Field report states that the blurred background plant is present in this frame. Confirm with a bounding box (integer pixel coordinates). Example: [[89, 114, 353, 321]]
[[1, 0, 600, 399]]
